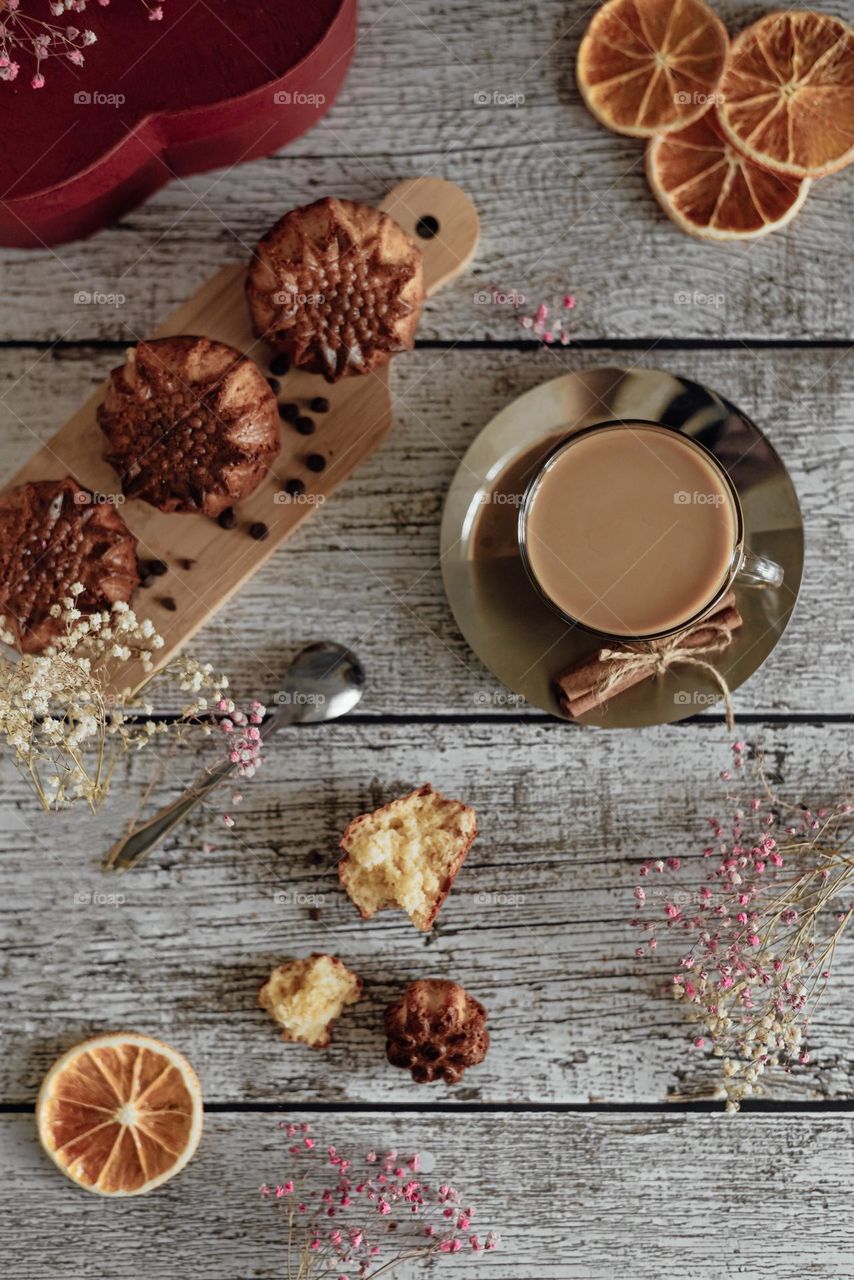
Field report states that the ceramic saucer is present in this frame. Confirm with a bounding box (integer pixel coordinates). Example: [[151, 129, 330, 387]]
[[440, 365, 804, 727]]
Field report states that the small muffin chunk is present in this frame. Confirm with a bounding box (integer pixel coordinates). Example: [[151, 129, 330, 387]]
[[385, 979, 489, 1085], [0, 478, 139, 653], [246, 197, 424, 383], [259, 954, 362, 1049], [339, 785, 477, 931], [98, 336, 280, 518]]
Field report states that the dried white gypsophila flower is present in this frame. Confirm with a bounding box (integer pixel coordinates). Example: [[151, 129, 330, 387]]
[[0, 597, 250, 814]]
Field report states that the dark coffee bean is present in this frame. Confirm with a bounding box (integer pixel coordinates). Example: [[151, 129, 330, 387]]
[[158, 596, 177, 611], [283, 478, 305, 497], [145, 559, 168, 577], [217, 507, 237, 530], [308, 907, 321, 922], [140, 574, 155, 589], [177, 557, 195, 571], [279, 402, 300, 424], [295, 415, 315, 436], [266, 377, 280, 394], [249, 522, 269, 541], [305, 453, 326, 473], [309, 396, 330, 414], [270, 354, 291, 377]]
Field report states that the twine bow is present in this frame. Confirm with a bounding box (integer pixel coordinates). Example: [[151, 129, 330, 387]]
[[596, 618, 736, 729]]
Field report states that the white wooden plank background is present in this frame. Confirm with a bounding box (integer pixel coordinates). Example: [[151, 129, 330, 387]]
[[1, 722, 852, 1106], [0, 0, 852, 1274], [1, 1112, 852, 1279]]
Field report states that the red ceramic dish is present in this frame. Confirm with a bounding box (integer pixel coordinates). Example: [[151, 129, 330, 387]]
[[0, 0, 357, 248]]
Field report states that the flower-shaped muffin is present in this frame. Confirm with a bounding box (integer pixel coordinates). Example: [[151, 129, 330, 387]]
[[384, 979, 489, 1085], [246, 197, 424, 382], [259, 954, 363, 1049], [98, 336, 280, 518], [0, 478, 140, 653]]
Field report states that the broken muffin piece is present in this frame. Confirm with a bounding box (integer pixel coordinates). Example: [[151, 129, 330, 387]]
[[384, 979, 489, 1085], [258, 953, 362, 1049], [338, 785, 477, 931]]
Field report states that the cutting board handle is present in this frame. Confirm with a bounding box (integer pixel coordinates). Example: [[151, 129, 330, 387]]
[[380, 177, 479, 297]]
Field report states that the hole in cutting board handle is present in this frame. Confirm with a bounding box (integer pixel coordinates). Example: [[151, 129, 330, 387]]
[[415, 215, 440, 239]]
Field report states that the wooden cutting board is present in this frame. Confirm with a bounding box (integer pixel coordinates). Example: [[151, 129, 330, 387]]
[[5, 176, 479, 688]]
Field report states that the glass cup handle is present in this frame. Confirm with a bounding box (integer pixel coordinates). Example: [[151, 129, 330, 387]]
[[737, 548, 784, 589]]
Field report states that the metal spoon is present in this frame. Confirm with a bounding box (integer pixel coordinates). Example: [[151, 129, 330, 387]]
[[103, 641, 365, 872]]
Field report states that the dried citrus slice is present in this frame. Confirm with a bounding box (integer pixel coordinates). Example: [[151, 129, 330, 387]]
[[36, 1032, 203, 1196], [718, 11, 854, 178], [577, 0, 729, 137], [647, 107, 810, 240]]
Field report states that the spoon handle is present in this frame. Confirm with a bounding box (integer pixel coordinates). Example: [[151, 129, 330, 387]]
[[103, 701, 300, 872]]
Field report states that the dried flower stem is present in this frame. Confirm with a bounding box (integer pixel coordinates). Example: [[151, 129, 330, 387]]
[[631, 742, 853, 1110], [0, 593, 265, 821], [262, 1125, 499, 1277], [0, 1, 164, 88]]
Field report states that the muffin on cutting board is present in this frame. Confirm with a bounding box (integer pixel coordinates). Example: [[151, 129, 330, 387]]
[[247, 197, 424, 383]]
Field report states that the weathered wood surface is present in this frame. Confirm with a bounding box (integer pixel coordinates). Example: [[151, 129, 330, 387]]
[[0, 343, 850, 716], [0, 0, 850, 343], [0, 1, 851, 1273], [1, 1111, 851, 1279], [1, 721, 851, 1106]]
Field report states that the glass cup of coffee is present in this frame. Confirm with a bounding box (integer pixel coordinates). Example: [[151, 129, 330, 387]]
[[518, 420, 784, 641]]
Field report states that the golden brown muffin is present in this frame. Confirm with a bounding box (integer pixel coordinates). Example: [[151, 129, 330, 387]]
[[246, 197, 424, 382], [98, 336, 280, 517], [0, 478, 139, 653], [259, 954, 362, 1049], [339, 785, 477, 932], [384, 979, 489, 1084]]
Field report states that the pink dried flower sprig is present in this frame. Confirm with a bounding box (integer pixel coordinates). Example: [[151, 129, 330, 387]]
[[216, 698, 266, 830], [631, 742, 854, 1111], [0, 0, 164, 88], [217, 698, 266, 779], [519, 292, 576, 346], [261, 1124, 499, 1278], [475, 284, 576, 346]]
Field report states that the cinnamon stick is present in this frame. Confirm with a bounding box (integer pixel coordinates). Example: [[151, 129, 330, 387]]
[[555, 591, 742, 718]]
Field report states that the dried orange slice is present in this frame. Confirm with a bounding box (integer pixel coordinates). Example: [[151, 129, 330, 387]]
[[36, 1032, 203, 1196], [718, 12, 854, 178], [577, 0, 729, 137], [647, 107, 810, 240]]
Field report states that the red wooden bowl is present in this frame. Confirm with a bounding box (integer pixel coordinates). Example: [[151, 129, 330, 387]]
[[0, 0, 357, 248]]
